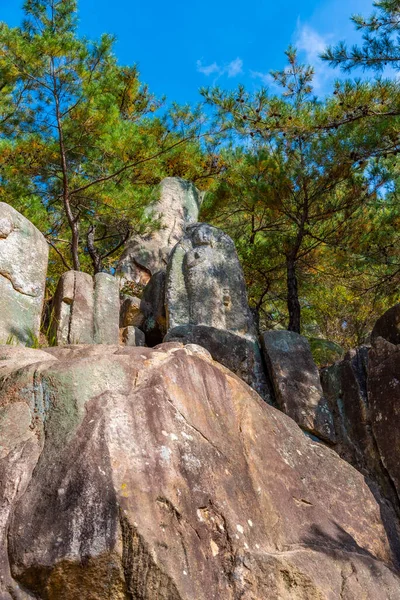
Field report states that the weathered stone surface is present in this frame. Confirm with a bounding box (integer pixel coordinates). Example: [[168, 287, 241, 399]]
[[118, 178, 203, 285], [262, 330, 335, 442], [1, 344, 400, 599], [0, 203, 48, 345], [140, 270, 167, 346], [0, 347, 57, 599], [321, 346, 400, 551], [372, 303, 400, 345], [120, 325, 146, 347], [94, 273, 120, 345], [165, 324, 272, 401], [321, 347, 376, 471], [368, 337, 400, 503], [49, 271, 94, 345], [166, 223, 255, 338], [50, 271, 120, 345], [120, 295, 144, 328]]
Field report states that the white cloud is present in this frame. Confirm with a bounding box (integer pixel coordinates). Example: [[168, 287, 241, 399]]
[[196, 60, 220, 76], [250, 70, 273, 86], [196, 57, 244, 79], [293, 22, 333, 93], [227, 57, 243, 78]]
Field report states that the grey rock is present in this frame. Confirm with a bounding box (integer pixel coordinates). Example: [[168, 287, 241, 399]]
[[120, 325, 146, 347], [261, 330, 335, 442], [368, 337, 400, 502], [94, 273, 120, 345], [0, 203, 48, 345], [118, 178, 204, 285], [49, 271, 94, 345], [50, 271, 120, 345], [371, 303, 400, 345], [165, 324, 272, 401], [166, 223, 255, 337]]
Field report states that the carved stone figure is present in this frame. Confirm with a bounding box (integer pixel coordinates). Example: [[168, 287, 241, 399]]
[[166, 223, 255, 337]]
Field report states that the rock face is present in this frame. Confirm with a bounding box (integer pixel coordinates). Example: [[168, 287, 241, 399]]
[[321, 347, 376, 473], [368, 337, 400, 503], [1, 343, 400, 599], [165, 324, 271, 401], [49, 271, 120, 345], [0, 203, 48, 345], [262, 331, 335, 442], [120, 295, 144, 329], [166, 223, 255, 338], [371, 303, 400, 345], [118, 178, 203, 285]]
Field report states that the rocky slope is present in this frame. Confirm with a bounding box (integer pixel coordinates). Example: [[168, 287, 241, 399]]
[[1, 343, 400, 599]]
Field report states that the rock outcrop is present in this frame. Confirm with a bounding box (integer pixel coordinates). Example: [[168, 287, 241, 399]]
[[0, 203, 48, 345], [166, 223, 255, 337], [321, 347, 375, 473], [165, 324, 272, 401], [49, 271, 120, 345], [368, 337, 400, 503], [1, 343, 400, 599], [118, 178, 203, 285], [371, 303, 400, 345], [164, 223, 270, 397], [262, 331, 335, 442]]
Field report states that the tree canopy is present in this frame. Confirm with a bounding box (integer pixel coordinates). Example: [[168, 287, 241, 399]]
[[1, 0, 400, 358]]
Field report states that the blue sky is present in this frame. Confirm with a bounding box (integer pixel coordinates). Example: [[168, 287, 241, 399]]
[[1, 0, 375, 104]]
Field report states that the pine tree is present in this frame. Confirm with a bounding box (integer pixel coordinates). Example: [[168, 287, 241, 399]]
[[0, 0, 207, 275]]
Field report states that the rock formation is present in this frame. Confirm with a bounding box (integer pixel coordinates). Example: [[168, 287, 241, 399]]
[[262, 331, 335, 442], [117, 178, 204, 285], [164, 223, 271, 397], [0, 202, 48, 345], [166, 223, 255, 337], [368, 337, 400, 503], [371, 303, 400, 345], [49, 271, 120, 346], [2, 343, 400, 599], [165, 324, 272, 401]]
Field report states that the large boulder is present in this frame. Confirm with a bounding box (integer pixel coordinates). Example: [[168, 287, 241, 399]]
[[321, 347, 376, 472], [261, 330, 335, 442], [0, 203, 48, 345], [371, 303, 400, 345], [166, 223, 255, 338], [368, 337, 400, 503], [49, 271, 119, 345], [1, 344, 400, 599], [165, 324, 272, 401], [118, 178, 204, 285]]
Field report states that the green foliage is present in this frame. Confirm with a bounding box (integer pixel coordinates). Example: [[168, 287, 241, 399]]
[[323, 0, 400, 72], [0, 0, 212, 277]]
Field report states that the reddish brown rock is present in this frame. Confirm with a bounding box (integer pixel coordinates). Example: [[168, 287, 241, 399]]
[[262, 330, 335, 442], [0, 344, 400, 599]]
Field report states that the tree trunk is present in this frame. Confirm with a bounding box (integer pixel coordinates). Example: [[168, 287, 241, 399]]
[[87, 226, 103, 274], [287, 257, 301, 334]]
